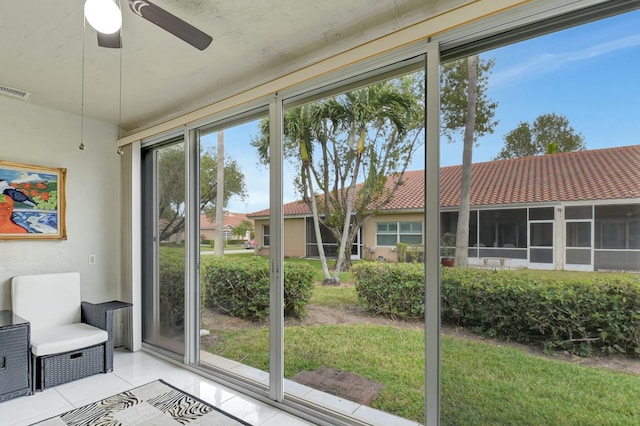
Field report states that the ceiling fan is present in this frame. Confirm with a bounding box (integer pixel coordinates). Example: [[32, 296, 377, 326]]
[[85, 0, 212, 51]]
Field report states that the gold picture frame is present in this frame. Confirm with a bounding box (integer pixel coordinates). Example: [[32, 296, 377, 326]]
[[0, 160, 67, 240]]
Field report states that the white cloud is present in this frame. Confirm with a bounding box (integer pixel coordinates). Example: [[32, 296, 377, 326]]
[[491, 33, 640, 87]]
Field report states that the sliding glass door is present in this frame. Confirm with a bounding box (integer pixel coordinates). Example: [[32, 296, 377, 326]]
[[141, 137, 187, 357], [196, 111, 272, 388]]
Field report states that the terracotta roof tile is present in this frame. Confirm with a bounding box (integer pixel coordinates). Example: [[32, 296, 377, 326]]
[[248, 145, 640, 217], [200, 211, 251, 229]]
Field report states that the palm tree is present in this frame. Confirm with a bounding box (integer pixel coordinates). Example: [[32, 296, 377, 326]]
[[251, 74, 424, 282], [231, 219, 254, 241], [284, 105, 333, 283], [323, 82, 416, 277]]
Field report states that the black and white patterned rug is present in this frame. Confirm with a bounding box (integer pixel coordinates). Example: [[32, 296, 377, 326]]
[[32, 380, 251, 425]]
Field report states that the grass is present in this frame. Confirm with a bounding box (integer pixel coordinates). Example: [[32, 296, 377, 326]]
[[164, 249, 640, 423], [205, 324, 640, 425], [505, 268, 635, 281], [309, 282, 358, 307], [202, 265, 640, 425], [283, 257, 355, 283], [441, 336, 640, 425]]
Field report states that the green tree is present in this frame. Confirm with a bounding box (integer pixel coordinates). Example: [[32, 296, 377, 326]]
[[440, 56, 498, 267], [252, 74, 424, 281], [496, 113, 585, 159], [158, 145, 247, 242], [287, 104, 334, 281], [254, 104, 333, 280], [231, 219, 255, 240]]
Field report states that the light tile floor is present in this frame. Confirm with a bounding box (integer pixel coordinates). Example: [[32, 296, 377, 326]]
[[0, 350, 312, 426], [1, 349, 422, 426]]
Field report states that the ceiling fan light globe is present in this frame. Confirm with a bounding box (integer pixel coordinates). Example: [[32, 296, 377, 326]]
[[84, 0, 122, 34]]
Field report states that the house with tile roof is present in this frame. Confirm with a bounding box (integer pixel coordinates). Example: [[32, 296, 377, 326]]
[[199, 211, 253, 243], [248, 145, 640, 271]]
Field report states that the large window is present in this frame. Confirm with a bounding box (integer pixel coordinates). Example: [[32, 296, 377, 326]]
[[595, 205, 640, 249], [440, 7, 640, 425], [282, 67, 426, 423], [477, 209, 527, 248], [376, 221, 422, 246], [196, 112, 273, 388], [137, 5, 640, 425]]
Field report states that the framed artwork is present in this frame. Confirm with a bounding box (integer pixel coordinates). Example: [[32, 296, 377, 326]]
[[0, 160, 67, 240]]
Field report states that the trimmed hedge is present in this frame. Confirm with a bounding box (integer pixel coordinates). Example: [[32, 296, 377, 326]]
[[353, 262, 425, 320], [203, 257, 314, 321], [353, 262, 640, 356], [443, 268, 640, 356], [158, 248, 186, 329]]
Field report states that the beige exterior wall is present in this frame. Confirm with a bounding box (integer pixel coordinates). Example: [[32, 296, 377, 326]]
[[259, 213, 426, 262], [254, 217, 306, 258], [200, 225, 248, 243], [285, 218, 306, 258], [362, 212, 424, 263]]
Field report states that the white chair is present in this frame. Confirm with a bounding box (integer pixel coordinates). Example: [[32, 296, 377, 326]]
[[11, 272, 122, 391]]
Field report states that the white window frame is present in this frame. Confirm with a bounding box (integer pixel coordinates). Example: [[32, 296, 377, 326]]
[[376, 221, 423, 246]]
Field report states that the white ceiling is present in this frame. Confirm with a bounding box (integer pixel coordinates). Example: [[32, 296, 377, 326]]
[[1, 0, 466, 133]]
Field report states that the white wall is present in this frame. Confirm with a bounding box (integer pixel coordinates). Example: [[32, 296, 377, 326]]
[[0, 97, 121, 310]]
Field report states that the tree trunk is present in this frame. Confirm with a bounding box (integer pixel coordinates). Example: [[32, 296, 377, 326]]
[[305, 163, 333, 283], [454, 55, 478, 267], [333, 130, 365, 281], [214, 131, 225, 257], [333, 154, 360, 282]]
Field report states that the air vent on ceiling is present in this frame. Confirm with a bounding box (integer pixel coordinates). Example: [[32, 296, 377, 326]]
[[0, 84, 31, 100]]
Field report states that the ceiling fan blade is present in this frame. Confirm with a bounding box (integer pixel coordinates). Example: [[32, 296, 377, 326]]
[[129, 0, 212, 51], [97, 31, 122, 49]]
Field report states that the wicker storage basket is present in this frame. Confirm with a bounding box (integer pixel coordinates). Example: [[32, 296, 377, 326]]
[[38, 344, 105, 390]]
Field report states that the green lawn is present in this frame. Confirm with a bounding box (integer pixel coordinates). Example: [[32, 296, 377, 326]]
[[310, 282, 359, 306], [283, 257, 355, 283], [156, 249, 639, 423], [205, 323, 640, 425], [202, 266, 640, 425]]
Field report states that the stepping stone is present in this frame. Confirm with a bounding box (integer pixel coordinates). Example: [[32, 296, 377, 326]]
[[291, 367, 383, 405]]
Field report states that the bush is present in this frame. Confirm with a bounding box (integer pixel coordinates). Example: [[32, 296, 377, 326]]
[[158, 248, 186, 329], [352, 262, 425, 319], [353, 263, 640, 355], [441, 268, 640, 355], [203, 257, 314, 321], [395, 243, 424, 263]]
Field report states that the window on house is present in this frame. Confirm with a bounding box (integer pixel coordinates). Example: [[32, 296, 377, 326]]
[[477, 209, 527, 248], [376, 221, 422, 246], [595, 205, 640, 249], [566, 222, 591, 248], [263, 224, 270, 247]]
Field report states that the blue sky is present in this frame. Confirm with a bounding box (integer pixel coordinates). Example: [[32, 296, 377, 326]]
[[439, 9, 640, 168], [205, 10, 640, 214]]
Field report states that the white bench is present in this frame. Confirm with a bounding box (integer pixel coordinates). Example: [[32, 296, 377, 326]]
[[482, 257, 506, 268]]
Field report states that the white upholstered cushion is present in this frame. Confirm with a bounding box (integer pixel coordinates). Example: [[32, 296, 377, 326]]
[[11, 272, 82, 332], [30, 323, 108, 357]]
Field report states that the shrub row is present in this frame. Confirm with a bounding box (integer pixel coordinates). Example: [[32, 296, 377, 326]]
[[158, 248, 186, 329], [353, 262, 640, 355], [202, 257, 314, 321], [442, 268, 640, 356], [352, 262, 425, 319], [158, 249, 314, 325]]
